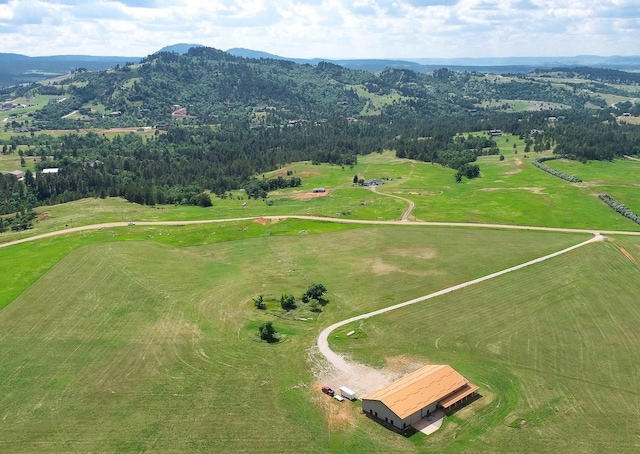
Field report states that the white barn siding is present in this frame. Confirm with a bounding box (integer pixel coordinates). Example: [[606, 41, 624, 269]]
[[363, 399, 439, 430]]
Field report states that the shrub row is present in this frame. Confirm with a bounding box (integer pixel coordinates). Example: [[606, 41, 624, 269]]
[[598, 194, 640, 225], [532, 156, 582, 183]]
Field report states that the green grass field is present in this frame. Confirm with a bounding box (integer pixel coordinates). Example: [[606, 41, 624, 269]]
[[0, 222, 596, 452], [2, 137, 640, 452], [3, 143, 640, 246], [331, 234, 640, 453]]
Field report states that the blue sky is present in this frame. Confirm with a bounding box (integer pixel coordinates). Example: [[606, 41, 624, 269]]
[[0, 0, 638, 58]]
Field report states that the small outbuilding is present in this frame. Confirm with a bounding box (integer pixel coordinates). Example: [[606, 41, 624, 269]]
[[362, 365, 478, 431], [8, 170, 25, 180]]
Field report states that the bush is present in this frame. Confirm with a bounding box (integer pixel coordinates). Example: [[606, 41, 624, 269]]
[[259, 322, 277, 342], [280, 293, 297, 311], [308, 299, 322, 312], [253, 294, 266, 309]]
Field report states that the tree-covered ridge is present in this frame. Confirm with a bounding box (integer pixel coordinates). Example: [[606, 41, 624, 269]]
[[549, 112, 640, 161], [0, 116, 395, 215], [4, 46, 620, 133]]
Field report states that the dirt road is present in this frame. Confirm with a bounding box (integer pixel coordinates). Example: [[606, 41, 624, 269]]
[[368, 184, 415, 221], [315, 234, 606, 396], [1, 214, 638, 396], [2, 215, 640, 249]]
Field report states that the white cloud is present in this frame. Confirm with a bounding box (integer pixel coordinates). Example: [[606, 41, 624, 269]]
[[0, 0, 636, 58]]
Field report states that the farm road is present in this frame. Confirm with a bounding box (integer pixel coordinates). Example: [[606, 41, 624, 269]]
[[315, 233, 605, 397], [1, 215, 639, 395], [3, 214, 640, 249], [368, 184, 415, 221]]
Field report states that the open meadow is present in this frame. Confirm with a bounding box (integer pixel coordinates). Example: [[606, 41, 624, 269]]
[[2, 141, 639, 245], [0, 221, 600, 452], [2, 140, 640, 452], [331, 233, 640, 453]]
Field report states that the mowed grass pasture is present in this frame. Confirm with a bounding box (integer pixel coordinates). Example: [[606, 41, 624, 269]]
[[0, 221, 609, 453], [332, 233, 640, 453]]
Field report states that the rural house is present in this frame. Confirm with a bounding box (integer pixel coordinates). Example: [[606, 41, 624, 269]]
[[362, 365, 478, 431], [8, 170, 25, 180]]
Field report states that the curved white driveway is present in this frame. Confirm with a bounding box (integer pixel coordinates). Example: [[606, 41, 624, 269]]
[[0, 214, 636, 394], [315, 233, 606, 395]]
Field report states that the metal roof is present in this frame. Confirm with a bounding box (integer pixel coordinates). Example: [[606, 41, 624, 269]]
[[362, 365, 476, 419]]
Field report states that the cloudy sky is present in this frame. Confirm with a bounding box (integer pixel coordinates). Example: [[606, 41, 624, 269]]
[[0, 0, 638, 59]]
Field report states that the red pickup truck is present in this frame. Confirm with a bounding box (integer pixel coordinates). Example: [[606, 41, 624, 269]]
[[321, 386, 335, 397]]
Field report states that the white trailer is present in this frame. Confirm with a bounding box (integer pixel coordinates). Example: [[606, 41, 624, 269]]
[[339, 386, 357, 401]]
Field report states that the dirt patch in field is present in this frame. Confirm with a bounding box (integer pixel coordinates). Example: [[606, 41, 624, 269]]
[[38, 212, 51, 222], [252, 217, 282, 225], [574, 181, 603, 188], [299, 171, 322, 177], [391, 247, 437, 259], [479, 187, 546, 195], [403, 191, 436, 196], [384, 355, 426, 375], [287, 190, 331, 200], [370, 258, 442, 276], [504, 159, 523, 175], [371, 258, 402, 275], [311, 385, 357, 431], [617, 245, 637, 264]]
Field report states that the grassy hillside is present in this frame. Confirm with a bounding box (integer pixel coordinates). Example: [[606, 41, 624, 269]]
[[2, 144, 639, 244]]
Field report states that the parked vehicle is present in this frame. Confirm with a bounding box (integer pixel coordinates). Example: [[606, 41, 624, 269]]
[[333, 395, 344, 402], [321, 386, 335, 397], [339, 386, 357, 401]]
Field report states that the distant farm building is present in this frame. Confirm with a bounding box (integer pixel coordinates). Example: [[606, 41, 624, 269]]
[[489, 129, 503, 137], [362, 365, 478, 431], [362, 179, 385, 187], [8, 170, 25, 180]]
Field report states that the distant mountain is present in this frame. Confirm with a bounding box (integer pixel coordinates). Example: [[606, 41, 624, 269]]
[[157, 43, 205, 55], [407, 55, 640, 71], [226, 48, 286, 60], [226, 48, 423, 72], [226, 48, 640, 74], [0, 53, 141, 88]]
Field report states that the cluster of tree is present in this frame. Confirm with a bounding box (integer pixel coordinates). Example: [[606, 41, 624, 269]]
[[0, 172, 36, 215], [277, 283, 329, 313], [533, 67, 640, 85], [243, 176, 302, 200], [455, 163, 481, 182], [0, 208, 36, 232], [598, 194, 640, 225], [532, 156, 582, 183], [550, 112, 640, 161], [0, 119, 383, 214]]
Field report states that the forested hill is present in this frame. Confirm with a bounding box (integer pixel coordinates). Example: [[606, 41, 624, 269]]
[[2, 46, 640, 230], [8, 46, 608, 130]]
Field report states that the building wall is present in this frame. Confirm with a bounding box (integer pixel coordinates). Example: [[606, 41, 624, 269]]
[[362, 399, 439, 430], [362, 400, 400, 428]]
